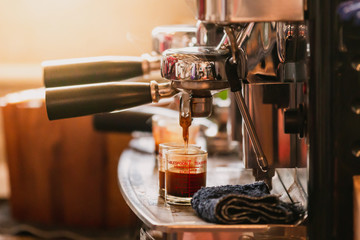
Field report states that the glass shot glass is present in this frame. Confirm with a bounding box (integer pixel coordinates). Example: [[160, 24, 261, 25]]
[[158, 143, 200, 198], [152, 115, 199, 155], [165, 148, 207, 205]]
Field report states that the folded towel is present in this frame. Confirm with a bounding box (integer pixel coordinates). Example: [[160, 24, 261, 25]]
[[191, 182, 305, 224]]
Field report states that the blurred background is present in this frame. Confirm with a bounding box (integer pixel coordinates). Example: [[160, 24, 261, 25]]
[[0, 0, 195, 238], [0, 0, 195, 196]]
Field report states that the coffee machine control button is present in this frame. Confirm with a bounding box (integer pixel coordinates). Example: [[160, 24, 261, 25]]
[[284, 104, 305, 138]]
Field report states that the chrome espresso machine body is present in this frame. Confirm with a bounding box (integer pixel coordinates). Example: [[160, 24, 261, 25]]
[[43, 0, 360, 239]]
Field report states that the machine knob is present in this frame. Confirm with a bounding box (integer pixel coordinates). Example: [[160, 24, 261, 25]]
[[284, 104, 305, 138]]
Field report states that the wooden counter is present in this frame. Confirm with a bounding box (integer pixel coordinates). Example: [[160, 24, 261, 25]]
[[118, 138, 307, 239]]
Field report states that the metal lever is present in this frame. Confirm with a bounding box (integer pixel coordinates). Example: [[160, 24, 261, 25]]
[[43, 55, 160, 88], [225, 27, 268, 172], [45, 81, 175, 120]]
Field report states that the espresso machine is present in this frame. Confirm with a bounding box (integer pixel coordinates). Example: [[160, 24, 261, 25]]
[[42, 0, 360, 239]]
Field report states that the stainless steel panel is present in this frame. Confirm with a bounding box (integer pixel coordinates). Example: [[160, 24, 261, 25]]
[[195, 0, 304, 23], [243, 82, 306, 168]]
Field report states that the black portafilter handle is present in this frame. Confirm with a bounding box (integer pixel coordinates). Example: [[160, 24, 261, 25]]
[[93, 104, 185, 133], [45, 81, 161, 121], [43, 55, 160, 88], [93, 111, 153, 133], [92, 105, 181, 133]]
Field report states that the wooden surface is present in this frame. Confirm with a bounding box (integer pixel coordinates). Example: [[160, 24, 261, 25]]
[[118, 144, 307, 237], [104, 133, 138, 228], [1, 89, 138, 228], [354, 176, 360, 240]]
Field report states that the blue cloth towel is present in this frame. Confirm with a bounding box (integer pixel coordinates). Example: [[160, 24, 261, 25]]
[[337, 0, 360, 25], [191, 182, 304, 224]]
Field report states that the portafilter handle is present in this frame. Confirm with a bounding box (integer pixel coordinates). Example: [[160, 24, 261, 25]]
[[43, 25, 197, 89], [43, 54, 160, 88], [45, 81, 176, 120]]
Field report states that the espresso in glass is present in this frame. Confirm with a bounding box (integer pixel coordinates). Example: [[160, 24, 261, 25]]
[[158, 143, 200, 198], [165, 148, 207, 205]]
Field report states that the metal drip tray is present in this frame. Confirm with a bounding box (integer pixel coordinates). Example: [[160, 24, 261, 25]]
[[118, 138, 307, 239]]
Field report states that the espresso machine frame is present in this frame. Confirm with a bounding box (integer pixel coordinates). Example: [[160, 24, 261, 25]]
[[41, 0, 360, 239], [308, 0, 360, 239]]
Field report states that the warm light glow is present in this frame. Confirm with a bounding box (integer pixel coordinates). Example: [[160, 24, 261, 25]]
[[0, 0, 195, 64], [0, 88, 44, 105]]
